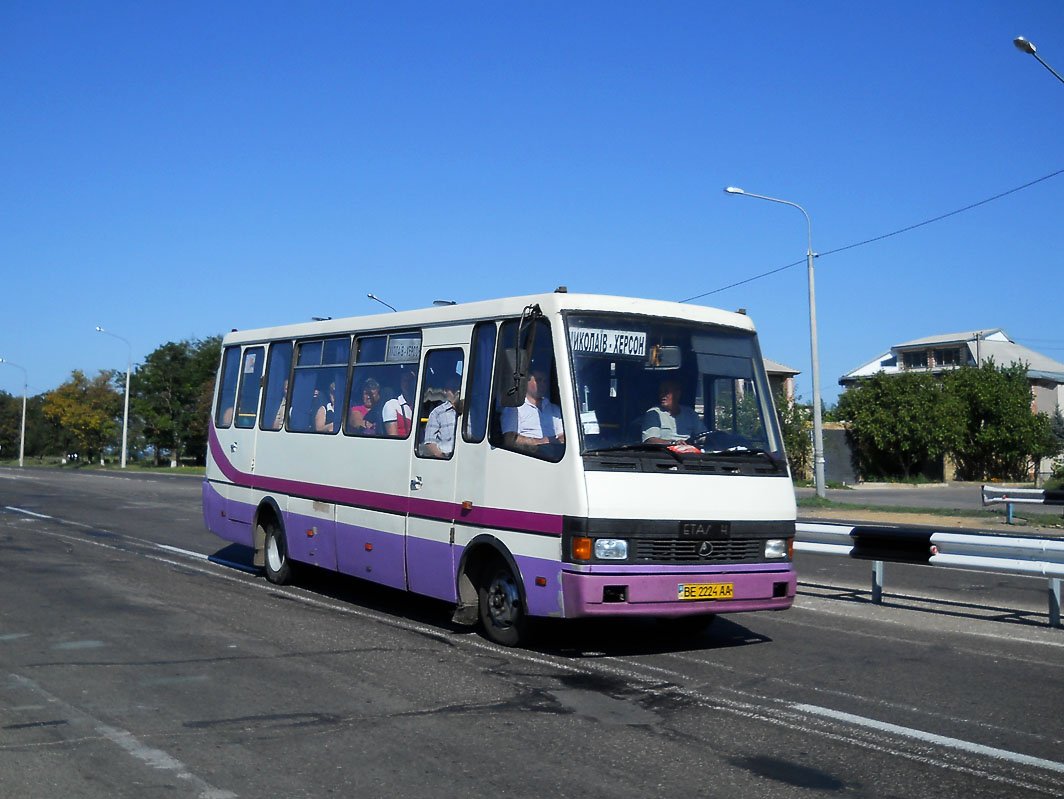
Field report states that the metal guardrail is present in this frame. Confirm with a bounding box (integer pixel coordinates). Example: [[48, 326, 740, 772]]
[[795, 521, 1064, 628], [981, 485, 1064, 524]]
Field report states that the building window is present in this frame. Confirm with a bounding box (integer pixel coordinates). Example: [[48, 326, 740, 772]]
[[902, 350, 927, 369], [934, 348, 960, 367]]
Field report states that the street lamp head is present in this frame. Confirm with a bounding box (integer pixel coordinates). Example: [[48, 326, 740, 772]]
[[724, 186, 745, 195], [1013, 36, 1037, 55], [95, 325, 104, 332]]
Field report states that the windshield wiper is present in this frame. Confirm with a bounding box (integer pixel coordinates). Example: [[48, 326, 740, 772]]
[[703, 446, 784, 468]]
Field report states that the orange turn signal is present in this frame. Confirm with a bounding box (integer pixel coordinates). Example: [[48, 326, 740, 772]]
[[572, 537, 592, 561]]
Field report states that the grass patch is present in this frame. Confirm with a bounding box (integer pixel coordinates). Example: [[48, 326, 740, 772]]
[[795, 496, 1064, 528]]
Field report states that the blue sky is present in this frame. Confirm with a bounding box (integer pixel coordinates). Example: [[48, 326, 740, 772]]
[[2, 1, 1062, 406]]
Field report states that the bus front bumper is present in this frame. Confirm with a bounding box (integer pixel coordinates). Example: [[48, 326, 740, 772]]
[[560, 566, 796, 618]]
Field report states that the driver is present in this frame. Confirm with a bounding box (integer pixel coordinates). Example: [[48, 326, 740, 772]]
[[642, 379, 706, 444]]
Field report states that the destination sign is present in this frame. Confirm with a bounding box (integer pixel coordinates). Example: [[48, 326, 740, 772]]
[[387, 336, 422, 363], [570, 328, 647, 358]]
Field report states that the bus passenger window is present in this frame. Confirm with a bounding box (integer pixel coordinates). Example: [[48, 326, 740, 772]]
[[235, 346, 264, 429], [288, 336, 350, 434], [345, 331, 422, 438], [491, 318, 564, 462], [260, 341, 293, 431], [214, 346, 241, 428], [417, 349, 464, 459], [463, 322, 496, 443]]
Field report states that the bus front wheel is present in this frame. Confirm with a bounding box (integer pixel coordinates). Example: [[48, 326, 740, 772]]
[[264, 521, 292, 585], [478, 561, 527, 647]]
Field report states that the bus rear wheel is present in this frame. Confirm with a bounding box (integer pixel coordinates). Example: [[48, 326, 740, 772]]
[[478, 561, 527, 647], [264, 521, 292, 585]]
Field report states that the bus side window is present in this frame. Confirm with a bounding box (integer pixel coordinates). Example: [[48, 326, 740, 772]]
[[463, 321, 496, 443], [214, 346, 241, 428], [416, 349, 464, 460], [490, 318, 564, 462], [234, 346, 264, 429], [346, 332, 421, 438], [288, 337, 350, 433], [259, 341, 293, 431]]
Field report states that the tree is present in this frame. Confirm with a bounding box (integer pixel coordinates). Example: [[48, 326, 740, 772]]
[[42, 370, 122, 463], [132, 336, 220, 466], [834, 372, 964, 480], [0, 391, 20, 459], [774, 390, 812, 479], [944, 361, 1058, 481]]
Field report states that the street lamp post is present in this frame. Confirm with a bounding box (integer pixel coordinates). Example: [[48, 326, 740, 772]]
[[1013, 36, 1064, 85], [724, 186, 827, 498], [367, 293, 398, 312], [95, 326, 131, 469], [0, 358, 27, 468]]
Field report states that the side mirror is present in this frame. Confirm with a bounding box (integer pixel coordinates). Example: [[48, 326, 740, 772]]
[[497, 349, 531, 407]]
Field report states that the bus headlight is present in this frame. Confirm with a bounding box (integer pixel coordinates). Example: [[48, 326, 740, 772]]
[[764, 538, 790, 559], [594, 539, 628, 560]]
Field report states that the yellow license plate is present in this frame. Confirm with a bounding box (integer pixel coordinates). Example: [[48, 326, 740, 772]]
[[677, 582, 734, 600]]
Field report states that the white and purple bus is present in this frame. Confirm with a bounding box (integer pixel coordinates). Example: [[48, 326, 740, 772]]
[[203, 292, 796, 645]]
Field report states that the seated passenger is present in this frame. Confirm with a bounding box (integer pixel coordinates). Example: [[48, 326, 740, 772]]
[[642, 379, 706, 444], [314, 381, 337, 433], [382, 369, 416, 437], [422, 373, 461, 458], [348, 378, 382, 434], [502, 368, 564, 451]]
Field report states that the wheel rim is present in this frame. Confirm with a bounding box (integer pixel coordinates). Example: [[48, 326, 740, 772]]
[[266, 534, 284, 573], [485, 571, 521, 629]]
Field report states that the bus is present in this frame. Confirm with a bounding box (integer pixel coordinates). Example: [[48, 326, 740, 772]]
[[203, 291, 796, 646]]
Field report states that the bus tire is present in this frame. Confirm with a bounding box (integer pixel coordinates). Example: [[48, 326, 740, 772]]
[[264, 520, 292, 585], [477, 560, 527, 647]]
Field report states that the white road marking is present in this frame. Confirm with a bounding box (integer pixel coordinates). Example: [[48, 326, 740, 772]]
[[8, 674, 236, 799], [4, 506, 53, 519], [793, 703, 1064, 774]]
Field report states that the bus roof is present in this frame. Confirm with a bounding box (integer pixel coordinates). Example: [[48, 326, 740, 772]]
[[220, 292, 757, 345]]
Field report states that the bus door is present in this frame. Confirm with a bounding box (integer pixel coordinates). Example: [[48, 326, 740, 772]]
[[219, 345, 265, 527], [405, 346, 465, 601]]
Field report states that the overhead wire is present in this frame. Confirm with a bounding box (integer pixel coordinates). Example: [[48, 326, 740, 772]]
[[680, 167, 1064, 304]]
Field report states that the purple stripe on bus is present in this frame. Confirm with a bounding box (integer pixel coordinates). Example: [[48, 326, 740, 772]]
[[281, 508, 338, 572], [404, 536, 459, 603], [208, 425, 563, 535], [512, 554, 565, 617], [334, 519, 407, 592], [202, 480, 254, 547]]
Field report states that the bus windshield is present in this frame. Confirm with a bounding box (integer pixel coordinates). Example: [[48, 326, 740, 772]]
[[567, 313, 783, 462]]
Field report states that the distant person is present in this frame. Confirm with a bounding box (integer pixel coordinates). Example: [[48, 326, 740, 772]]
[[382, 369, 416, 437], [642, 379, 705, 444], [502, 367, 564, 452], [422, 373, 461, 458]]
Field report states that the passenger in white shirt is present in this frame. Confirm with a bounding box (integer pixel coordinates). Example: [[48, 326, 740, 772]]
[[382, 369, 416, 437], [423, 374, 461, 458], [502, 369, 564, 452]]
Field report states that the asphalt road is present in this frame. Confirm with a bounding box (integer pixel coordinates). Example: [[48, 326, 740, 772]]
[[1, 467, 1062, 798]]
